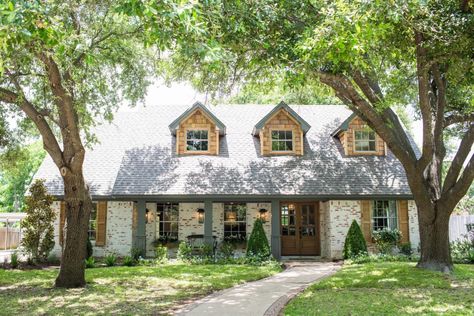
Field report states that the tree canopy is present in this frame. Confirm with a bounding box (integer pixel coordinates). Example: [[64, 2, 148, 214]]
[[157, 0, 474, 271]]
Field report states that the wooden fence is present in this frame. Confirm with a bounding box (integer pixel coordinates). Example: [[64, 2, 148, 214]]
[[0, 227, 22, 250], [450, 215, 474, 242]]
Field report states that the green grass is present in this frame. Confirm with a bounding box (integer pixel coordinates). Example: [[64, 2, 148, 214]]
[[284, 262, 474, 316], [0, 263, 281, 315]]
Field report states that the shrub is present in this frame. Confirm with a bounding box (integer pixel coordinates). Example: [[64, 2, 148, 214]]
[[246, 219, 270, 257], [86, 237, 93, 259], [10, 251, 19, 269], [21, 179, 55, 263], [155, 245, 168, 263], [343, 220, 367, 259], [177, 241, 193, 262], [373, 228, 402, 254], [399, 242, 413, 256], [47, 253, 60, 265], [131, 247, 144, 261], [122, 255, 135, 266], [348, 252, 416, 264], [451, 231, 474, 263], [219, 241, 235, 259], [85, 256, 95, 268], [104, 253, 117, 267]]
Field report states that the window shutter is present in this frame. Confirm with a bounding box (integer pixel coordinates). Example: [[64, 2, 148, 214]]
[[397, 200, 409, 243], [360, 200, 372, 243], [95, 201, 108, 246], [59, 201, 66, 246]]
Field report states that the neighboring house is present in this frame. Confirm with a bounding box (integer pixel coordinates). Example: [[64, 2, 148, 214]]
[[34, 101, 420, 259]]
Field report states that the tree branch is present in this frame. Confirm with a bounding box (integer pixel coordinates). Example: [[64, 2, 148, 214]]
[[318, 71, 417, 168], [415, 31, 435, 170], [0, 86, 64, 167], [442, 123, 474, 194], [444, 113, 474, 127], [443, 151, 474, 210]]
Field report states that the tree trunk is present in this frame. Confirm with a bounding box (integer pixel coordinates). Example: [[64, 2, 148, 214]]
[[416, 201, 453, 273], [55, 170, 92, 288]]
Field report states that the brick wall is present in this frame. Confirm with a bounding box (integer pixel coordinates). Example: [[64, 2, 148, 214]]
[[176, 109, 219, 155], [320, 201, 331, 259], [178, 203, 205, 241], [260, 109, 304, 156], [52, 201, 134, 258], [145, 202, 157, 257], [408, 200, 420, 251], [328, 200, 362, 259]]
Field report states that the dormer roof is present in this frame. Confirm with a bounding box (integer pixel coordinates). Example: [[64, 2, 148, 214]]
[[168, 101, 226, 136], [252, 101, 311, 136], [330, 113, 357, 137]]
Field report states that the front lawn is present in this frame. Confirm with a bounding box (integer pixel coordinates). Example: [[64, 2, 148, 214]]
[[0, 263, 281, 315], [284, 262, 474, 315]]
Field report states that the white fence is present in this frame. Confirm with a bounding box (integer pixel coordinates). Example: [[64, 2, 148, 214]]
[[450, 215, 474, 242]]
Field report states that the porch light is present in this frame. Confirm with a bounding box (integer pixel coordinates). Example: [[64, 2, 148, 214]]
[[197, 208, 205, 224], [258, 208, 268, 222], [145, 208, 151, 224]]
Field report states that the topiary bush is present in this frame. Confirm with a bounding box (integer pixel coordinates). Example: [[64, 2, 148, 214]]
[[246, 219, 270, 257], [343, 220, 368, 259]]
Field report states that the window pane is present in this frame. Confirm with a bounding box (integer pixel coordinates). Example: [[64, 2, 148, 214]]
[[271, 131, 278, 139]]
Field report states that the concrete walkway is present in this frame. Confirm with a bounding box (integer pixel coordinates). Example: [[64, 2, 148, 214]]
[[178, 262, 341, 316]]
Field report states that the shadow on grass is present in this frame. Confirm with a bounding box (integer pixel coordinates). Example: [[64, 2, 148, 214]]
[[0, 264, 280, 315], [284, 262, 474, 316]]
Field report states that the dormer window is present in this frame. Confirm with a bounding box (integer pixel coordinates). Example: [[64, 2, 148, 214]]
[[186, 130, 209, 151], [331, 113, 386, 156], [354, 130, 376, 152], [169, 102, 226, 156], [252, 101, 311, 156], [271, 130, 293, 152]]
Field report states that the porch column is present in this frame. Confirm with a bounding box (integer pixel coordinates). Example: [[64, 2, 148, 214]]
[[204, 200, 213, 244], [135, 200, 147, 254], [271, 200, 281, 259]]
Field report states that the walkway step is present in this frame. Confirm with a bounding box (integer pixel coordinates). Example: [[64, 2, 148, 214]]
[[177, 262, 341, 316]]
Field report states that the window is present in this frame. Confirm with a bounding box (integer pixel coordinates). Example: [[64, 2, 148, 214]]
[[89, 202, 97, 241], [354, 130, 376, 152], [224, 203, 247, 242], [372, 200, 398, 231], [271, 130, 293, 151], [186, 130, 209, 151], [281, 204, 296, 236], [157, 203, 179, 242]]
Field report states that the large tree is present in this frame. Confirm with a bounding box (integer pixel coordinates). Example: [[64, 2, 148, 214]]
[[0, 0, 200, 287], [162, 0, 474, 272]]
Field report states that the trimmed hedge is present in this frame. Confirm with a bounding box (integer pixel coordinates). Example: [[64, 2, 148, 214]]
[[343, 220, 367, 259]]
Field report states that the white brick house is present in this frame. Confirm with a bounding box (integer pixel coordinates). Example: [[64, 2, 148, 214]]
[[37, 102, 420, 259]]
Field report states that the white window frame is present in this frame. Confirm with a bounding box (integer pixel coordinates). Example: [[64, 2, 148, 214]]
[[185, 129, 210, 152], [271, 129, 294, 152], [372, 200, 398, 232], [223, 203, 247, 241], [354, 129, 377, 152]]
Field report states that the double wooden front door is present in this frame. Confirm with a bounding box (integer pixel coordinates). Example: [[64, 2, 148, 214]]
[[280, 202, 320, 256]]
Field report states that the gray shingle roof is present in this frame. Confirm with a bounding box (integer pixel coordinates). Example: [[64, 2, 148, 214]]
[[34, 103, 416, 198]]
